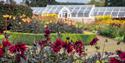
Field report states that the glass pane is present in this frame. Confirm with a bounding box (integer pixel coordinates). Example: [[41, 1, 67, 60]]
[[72, 13, 76, 17], [98, 12, 104, 15], [118, 12, 125, 17], [112, 12, 117, 16], [94, 12, 98, 16], [78, 13, 83, 17], [79, 7, 85, 13], [83, 13, 89, 17], [113, 8, 120, 11], [120, 8, 125, 11], [72, 7, 80, 13], [104, 12, 111, 15], [106, 7, 113, 11], [99, 7, 106, 12]]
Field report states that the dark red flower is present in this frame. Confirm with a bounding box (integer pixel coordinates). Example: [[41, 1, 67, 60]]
[[9, 43, 27, 54], [62, 41, 68, 49], [0, 48, 4, 57], [90, 37, 99, 46], [52, 38, 64, 53], [38, 40, 47, 48], [74, 40, 84, 56], [109, 57, 121, 63], [15, 53, 27, 62], [2, 39, 11, 47], [66, 42, 74, 53], [117, 51, 125, 61], [44, 26, 51, 37]]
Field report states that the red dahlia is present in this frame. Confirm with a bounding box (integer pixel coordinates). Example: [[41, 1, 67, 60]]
[[0, 48, 4, 57], [109, 57, 121, 63], [90, 37, 99, 46], [9, 43, 27, 54], [38, 40, 47, 49], [74, 40, 84, 56], [117, 51, 125, 61], [52, 38, 64, 53], [66, 42, 74, 54], [2, 39, 11, 48]]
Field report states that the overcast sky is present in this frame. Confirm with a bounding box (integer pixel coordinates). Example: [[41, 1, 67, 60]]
[[14, 0, 90, 4]]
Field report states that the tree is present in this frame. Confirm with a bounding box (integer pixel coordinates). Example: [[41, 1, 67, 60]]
[[105, 0, 125, 6], [88, 0, 106, 6], [6, 0, 16, 4], [24, 0, 59, 7]]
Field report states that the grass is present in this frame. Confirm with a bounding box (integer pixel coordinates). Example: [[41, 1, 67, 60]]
[[0, 32, 96, 45]]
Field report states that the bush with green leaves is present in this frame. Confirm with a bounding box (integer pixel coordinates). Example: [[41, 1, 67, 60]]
[[1, 32, 96, 45], [48, 22, 83, 33], [84, 23, 125, 42], [0, 3, 32, 32], [10, 19, 44, 33]]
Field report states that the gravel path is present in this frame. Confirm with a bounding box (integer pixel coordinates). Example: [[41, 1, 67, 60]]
[[85, 35, 125, 56]]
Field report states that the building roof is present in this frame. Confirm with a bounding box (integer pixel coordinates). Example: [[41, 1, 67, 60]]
[[31, 5, 125, 18], [31, 7, 45, 15]]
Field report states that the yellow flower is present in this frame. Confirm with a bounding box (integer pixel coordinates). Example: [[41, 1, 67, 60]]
[[13, 17, 16, 20]]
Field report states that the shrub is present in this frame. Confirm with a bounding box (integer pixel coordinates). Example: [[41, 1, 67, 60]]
[[0, 3, 32, 32], [4, 32, 96, 45], [48, 22, 83, 33]]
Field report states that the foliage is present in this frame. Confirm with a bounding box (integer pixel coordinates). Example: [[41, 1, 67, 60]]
[[0, 32, 96, 45], [24, 0, 85, 7], [24, 0, 59, 7], [0, 3, 32, 32], [95, 15, 112, 21], [84, 20, 125, 42], [25, 16, 84, 33], [10, 19, 42, 33], [0, 27, 86, 63], [106, 0, 125, 6], [88, 0, 105, 6], [48, 22, 83, 33]]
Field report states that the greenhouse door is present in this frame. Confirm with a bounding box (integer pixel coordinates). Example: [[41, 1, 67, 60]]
[[59, 7, 71, 18], [62, 11, 68, 18]]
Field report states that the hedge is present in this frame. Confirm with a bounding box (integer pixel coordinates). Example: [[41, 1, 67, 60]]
[[0, 32, 96, 45]]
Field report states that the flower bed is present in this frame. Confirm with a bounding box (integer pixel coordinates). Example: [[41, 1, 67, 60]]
[[2, 32, 96, 45], [0, 27, 125, 63]]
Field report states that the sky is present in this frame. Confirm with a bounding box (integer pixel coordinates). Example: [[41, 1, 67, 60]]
[[56, 0, 90, 3], [14, 0, 90, 4]]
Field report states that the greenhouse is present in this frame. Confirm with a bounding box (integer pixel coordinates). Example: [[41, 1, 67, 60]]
[[31, 5, 125, 20], [94, 7, 125, 18]]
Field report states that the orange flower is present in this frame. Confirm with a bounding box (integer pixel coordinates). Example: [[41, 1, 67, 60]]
[[0, 44, 3, 48]]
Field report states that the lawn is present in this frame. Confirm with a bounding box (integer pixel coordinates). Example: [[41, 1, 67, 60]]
[[0, 31, 96, 45]]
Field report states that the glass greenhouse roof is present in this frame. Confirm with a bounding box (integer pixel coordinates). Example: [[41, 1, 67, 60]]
[[31, 5, 125, 18], [31, 7, 45, 15], [94, 7, 125, 18], [42, 5, 94, 17]]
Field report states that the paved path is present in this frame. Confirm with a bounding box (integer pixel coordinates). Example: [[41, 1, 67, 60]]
[[85, 35, 125, 56]]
